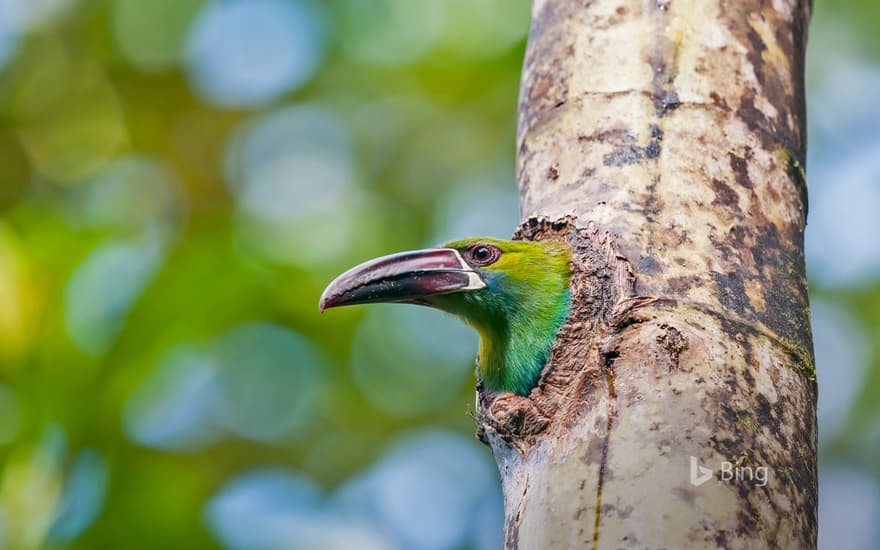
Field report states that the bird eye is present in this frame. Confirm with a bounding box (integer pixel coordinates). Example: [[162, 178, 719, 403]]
[[468, 244, 501, 266]]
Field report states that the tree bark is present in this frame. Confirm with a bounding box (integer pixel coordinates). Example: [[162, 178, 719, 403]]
[[476, 1, 816, 548]]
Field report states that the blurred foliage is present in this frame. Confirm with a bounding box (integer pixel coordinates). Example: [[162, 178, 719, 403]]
[[0, 0, 876, 548]]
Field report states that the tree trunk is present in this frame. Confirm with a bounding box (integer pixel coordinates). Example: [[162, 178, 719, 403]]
[[476, 1, 816, 548]]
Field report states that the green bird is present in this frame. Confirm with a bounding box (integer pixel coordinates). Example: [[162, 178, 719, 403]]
[[319, 237, 573, 395]]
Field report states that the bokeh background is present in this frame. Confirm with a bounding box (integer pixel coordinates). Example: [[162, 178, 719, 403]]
[[0, 0, 876, 548]]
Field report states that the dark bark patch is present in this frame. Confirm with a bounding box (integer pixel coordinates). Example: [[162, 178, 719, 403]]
[[713, 529, 731, 549], [709, 232, 738, 265], [602, 139, 663, 166], [656, 324, 689, 370], [593, 126, 663, 167], [736, 93, 799, 158], [672, 486, 696, 505], [744, 23, 766, 89], [709, 91, 730, 111], [643, 176, 661, 223], [638, 255, 661, 274], [750, 224, 812, 354], [785, 151, 809, 220], [605, 4, 629, 26], [650, 123, 664, 140], [578, 127, 631, 143], [736, 507, 760, 538], [743, 365, 755, 386], [653, 89, 681, 116], [716, 312, 756, 372], [603, 143, 643, 166], [728, 151, 754, 189], [718, 3, 807, 162], [711, 271, 753, 317], [755, 393, 776, 424], [736, 94, 773, 147], [711, 178, 742, 214], [667, 275, 701, 295]]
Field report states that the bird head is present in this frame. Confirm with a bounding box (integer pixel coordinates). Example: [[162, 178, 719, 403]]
[[320, 237, 572, 395]]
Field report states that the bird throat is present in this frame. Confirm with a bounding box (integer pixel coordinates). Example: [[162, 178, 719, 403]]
[[474, 288, 571, 396]]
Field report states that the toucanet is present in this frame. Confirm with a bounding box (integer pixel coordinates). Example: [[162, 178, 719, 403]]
[[319, 238, 572, 395]]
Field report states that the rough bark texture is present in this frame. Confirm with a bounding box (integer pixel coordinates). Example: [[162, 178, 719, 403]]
[[476, 1, 816, 548]]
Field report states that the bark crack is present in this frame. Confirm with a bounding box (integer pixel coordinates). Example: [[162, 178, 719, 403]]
[[593, 352, 618, 550]]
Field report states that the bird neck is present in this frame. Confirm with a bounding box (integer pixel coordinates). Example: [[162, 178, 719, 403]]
[[473, 284, 571, 395]]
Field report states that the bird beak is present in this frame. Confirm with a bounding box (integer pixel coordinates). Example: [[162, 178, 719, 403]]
[[319, 248, 486, 312]]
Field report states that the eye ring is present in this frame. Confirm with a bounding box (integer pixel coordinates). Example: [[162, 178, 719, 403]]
[[467, 244, 501, 266]]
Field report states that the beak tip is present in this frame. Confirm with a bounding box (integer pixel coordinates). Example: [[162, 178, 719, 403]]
[[318, 287, 338, 314]]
